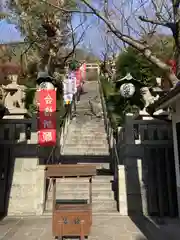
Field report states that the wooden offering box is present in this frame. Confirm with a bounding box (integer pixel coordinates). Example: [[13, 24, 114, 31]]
[[45, 164, 96, 239]]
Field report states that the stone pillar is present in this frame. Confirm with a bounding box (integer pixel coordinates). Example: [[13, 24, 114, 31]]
[[123, 113, 143, 215], [8, 156, 39, 215], [118, 165, 128, 215]]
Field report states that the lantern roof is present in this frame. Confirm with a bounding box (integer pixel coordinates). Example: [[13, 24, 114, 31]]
[[115, 73, 145, 89]]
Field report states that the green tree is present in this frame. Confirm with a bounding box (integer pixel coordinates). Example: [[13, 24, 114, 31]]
[[101, 75, 144, 127], [6, 0, 75, 113], [116, 47, 160, 87], [116, 35, 174, 87], [101, 36, 174, 126]]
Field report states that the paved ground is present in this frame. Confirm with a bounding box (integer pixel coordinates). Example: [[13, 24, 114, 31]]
[[1, 216, 180, 240]]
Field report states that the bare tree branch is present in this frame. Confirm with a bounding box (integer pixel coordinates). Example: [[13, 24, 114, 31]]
[[139, 16, 175, 30], [62, 18, 88, 63], [80, 0, 179, 86], [42, 0, 94, 14]]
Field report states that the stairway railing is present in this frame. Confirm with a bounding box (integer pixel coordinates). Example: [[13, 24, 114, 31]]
[[98, 76, 120, 207], [45, 105, 72, 164], [44, 103, 73, 212]]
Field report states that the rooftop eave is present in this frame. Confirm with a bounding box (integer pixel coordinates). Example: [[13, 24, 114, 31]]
[[147, 85, 180, 114], [156, 92, 180, 110]]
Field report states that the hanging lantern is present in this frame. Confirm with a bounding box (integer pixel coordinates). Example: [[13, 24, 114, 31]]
[[119, 83, 135, 98]]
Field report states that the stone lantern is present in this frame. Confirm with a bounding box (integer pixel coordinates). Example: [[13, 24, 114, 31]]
[[0, 62, 26, 118]]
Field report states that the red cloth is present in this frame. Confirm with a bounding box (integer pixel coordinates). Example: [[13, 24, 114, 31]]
[[75, 69, 82, 87], [80, 63, 86, 81]]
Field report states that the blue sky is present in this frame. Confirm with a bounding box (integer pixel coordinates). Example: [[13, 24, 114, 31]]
[[0, 1, 171, 57], [0, 0, 112, 57], [0, 20, 23, 43], [0, 13, 104, 56]]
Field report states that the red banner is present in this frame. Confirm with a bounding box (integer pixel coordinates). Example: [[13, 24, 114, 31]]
[[37, 89, 56, 146], [38, 90, 56, 111], [75, 69, 81, 87], [80, 63, 86, 81]]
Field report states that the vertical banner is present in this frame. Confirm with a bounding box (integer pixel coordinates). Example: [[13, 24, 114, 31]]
[[80, 63, 86, 82], [63, 71, 76, 105], [38, 89, 56, 146], [75, 69, 81, 88]]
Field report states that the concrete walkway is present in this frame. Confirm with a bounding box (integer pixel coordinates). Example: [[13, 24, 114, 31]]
[[1, 216, 180, 240]]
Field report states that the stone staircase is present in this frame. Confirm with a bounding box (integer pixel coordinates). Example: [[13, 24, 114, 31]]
[[61, 118, 110, 168], [44, 117, 118, 214], [44, 82, 118, 214], [45, 176, 118, 213]]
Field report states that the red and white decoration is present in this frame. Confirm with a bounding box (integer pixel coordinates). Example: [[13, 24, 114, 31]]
[[37, 89, 56, 146]]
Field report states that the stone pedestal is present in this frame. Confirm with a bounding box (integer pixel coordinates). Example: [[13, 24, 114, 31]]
[[123, 114, 143, 215], [118, 165, 128, 215], [0, 77, 47, 216], [7, 159, 46, 216]]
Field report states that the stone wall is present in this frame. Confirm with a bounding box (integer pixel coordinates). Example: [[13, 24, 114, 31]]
[[8, 162, 45, 215], [0, 115, 47, 216], [117, 114, 178, 217], [0, 109, 70, 215]]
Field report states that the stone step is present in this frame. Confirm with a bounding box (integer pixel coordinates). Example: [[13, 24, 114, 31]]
[[65, 139, 108, 145], [70, 127, 106, 132], [47, 190, 115, 200], [62, 148, 110, 155], [93, 200, 117, 211], [68, 134, 107, 139], [67, 135, 107, 139], [65, 138, 108, 143], [64, 143, 109, 149], [70, 131, 107, 135], [70, 125, 106, 129], [58, 163, 111, 170], [65, 140, 108, 145], [45, 200, 117, 212], [59, 155, 110, 160], [55, 176, 114, 182], [63, 144, 109, 150], [68, 136, 107, 140], [59, 155, 111, 164], [70, 122, 105, 125], [49, 182, 113, 190], [43, 210, 119, 216], [61, 152, 110, 157]]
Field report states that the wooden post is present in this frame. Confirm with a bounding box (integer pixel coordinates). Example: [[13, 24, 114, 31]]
[[58, 220, 63, 240], [80, 220, 84, 240], [52, 178, 56, 212], [89, 177, 92, 204]]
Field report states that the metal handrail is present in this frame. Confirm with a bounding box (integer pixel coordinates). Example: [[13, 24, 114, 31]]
[[46, 102, 72, 165], [46, 146, 56, 164], [44, 102, 72, 212]]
